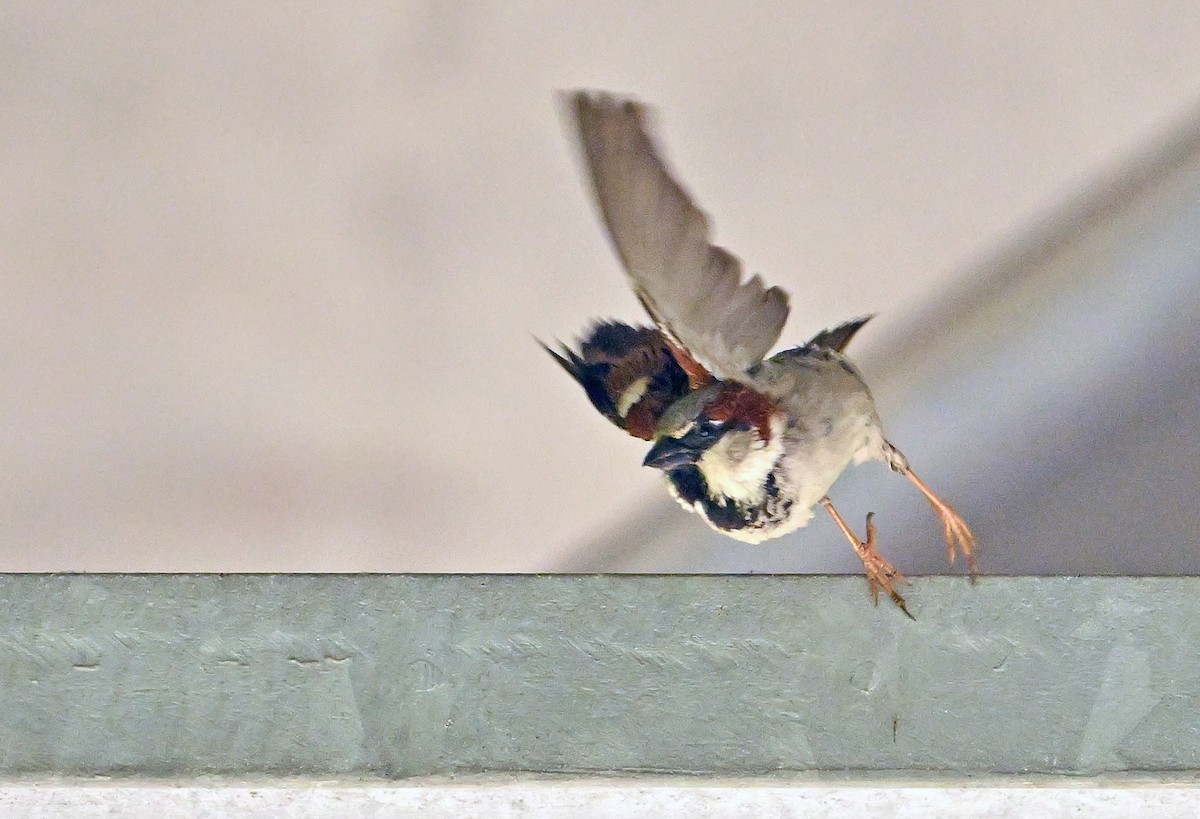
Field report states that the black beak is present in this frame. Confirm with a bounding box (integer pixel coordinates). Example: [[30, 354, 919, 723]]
[[642, 436, 703, 471]]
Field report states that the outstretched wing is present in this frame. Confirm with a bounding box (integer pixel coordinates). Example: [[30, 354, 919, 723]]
[[568, 91, 790, 382], [541, 322, 691, 440]]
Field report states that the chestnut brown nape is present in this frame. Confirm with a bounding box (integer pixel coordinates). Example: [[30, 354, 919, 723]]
[[703, 382, 777, 441]]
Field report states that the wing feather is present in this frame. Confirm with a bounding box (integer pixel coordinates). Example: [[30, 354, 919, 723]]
[[568, 91, 790, 379]]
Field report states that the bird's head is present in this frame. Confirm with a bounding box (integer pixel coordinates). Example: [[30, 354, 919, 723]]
[[643, 381, 786, 506]]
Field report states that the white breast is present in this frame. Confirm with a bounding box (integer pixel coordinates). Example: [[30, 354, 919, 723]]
[[753, 351, 887, 513]]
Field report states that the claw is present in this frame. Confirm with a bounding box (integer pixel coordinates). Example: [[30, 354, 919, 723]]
[[895, 462, 979, 578], [861, 513, 914, 620], [938, 506, 978, 577], [821, 501, 914, 619]]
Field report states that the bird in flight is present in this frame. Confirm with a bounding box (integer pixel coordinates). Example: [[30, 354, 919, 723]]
[[544, 91, 977, 616]]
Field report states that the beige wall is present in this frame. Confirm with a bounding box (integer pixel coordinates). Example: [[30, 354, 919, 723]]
[[3, 4, 1200, 570]]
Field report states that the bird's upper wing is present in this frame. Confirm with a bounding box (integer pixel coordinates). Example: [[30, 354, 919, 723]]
[[541, 322, 691, 440], [569, 91, 790, 381]]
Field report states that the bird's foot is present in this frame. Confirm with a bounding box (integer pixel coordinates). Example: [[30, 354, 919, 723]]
[[855, 513, 913, 620], [934, 502, 978, 577], [820, 499, 913, 619], [887, 455, 979, 579]]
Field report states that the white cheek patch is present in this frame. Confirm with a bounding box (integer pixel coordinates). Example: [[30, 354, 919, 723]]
[[615, 377, 650, 418], [698, 423, 785, 506]]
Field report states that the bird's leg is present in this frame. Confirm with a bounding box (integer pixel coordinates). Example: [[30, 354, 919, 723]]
[[819, 497, 913, 619], [882, 441, 978, 576]]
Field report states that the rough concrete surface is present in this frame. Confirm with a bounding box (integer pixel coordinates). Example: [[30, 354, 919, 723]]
[[0, 575, 1196, 777]]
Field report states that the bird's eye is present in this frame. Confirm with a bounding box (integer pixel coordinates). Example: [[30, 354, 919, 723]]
[[696, 420, 720, 438]]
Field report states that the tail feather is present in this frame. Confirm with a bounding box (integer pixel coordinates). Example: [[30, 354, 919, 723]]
[[805, 315, 875, 352]]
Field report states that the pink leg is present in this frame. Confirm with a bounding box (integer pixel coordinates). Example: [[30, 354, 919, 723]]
[[820, 497, 913, 619], [882, 441, 978, 576]]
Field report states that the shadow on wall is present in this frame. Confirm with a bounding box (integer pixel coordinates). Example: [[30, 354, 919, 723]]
[[562, 103, 1200, 577]]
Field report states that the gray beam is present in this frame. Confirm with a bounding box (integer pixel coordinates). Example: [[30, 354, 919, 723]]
[[0, 575, 1196, 777]]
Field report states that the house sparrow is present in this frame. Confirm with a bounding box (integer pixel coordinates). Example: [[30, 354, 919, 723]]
[[544, 91, 977, 615]]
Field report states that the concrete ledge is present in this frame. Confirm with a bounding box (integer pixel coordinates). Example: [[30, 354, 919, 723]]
[[0, 575, 1197, 777]]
